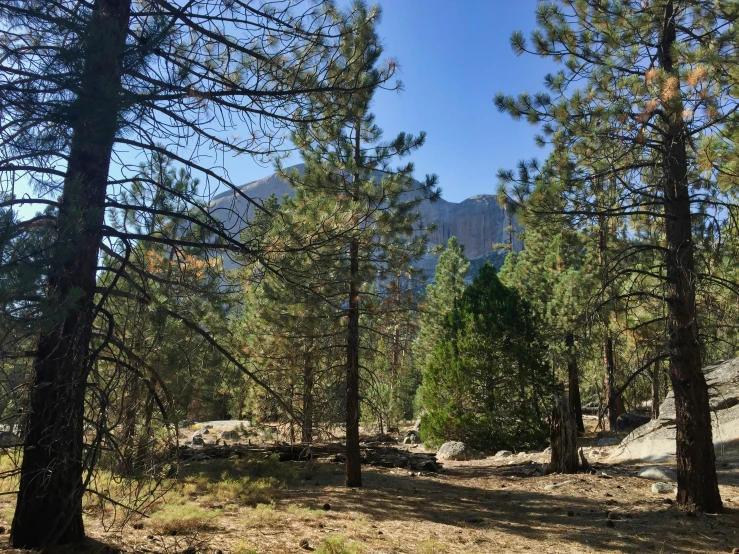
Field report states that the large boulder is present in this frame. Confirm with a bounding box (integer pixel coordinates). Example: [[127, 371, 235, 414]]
[[436, 441, 484, 461], [615, 411, 651, 432], [609, 358, 739, 462]]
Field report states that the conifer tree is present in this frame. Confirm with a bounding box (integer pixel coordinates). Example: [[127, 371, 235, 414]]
[[0, 1, 390, 545], [276, 4, 439, 486], [496, 0, 738, 512], [414, 237, 470, 376]]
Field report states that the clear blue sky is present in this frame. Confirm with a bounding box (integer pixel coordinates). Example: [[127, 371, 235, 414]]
[[13, 1, 555, 212], [231, 0, 556, 203]]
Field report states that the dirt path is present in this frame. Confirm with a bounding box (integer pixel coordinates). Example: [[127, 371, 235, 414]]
[[1, 454, 736, 554]]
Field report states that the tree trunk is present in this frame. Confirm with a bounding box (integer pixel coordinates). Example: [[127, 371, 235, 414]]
[[546, 395, 578, 474], [345, 237, 362, 487], [10, 1, 131, 548], [652, 359, 661, 419], [657, 0, 721, 513], [604, 336, 624, 430], [566, 333, 584, 434], [302, 345, 314, 444]]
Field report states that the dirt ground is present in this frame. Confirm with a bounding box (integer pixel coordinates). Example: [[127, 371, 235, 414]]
[[1, 419, 738, 554]]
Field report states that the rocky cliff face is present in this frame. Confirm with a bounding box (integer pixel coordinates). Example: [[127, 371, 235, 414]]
[[210, 164, 520, 276]]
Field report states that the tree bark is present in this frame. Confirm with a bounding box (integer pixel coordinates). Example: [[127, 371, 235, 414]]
[[652, 358, 661, 419], [604, 336, 624, 430], [302, 344, 314, 444], [546, 395, 578, 474], [657, 0, 721, 513], [345, 236, 362, 487], [11, 1, 131, 547], [565, 332, 584, 434], [345, 120, 362, 488]]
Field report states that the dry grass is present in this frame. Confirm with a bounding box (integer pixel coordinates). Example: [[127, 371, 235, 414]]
[[0, 433, 738, 553]]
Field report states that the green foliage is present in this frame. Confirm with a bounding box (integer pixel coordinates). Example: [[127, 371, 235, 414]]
[[419, 263, 550, 452]]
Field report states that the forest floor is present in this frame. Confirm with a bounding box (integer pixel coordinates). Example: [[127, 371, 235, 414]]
[[1, 418, 738, 554]]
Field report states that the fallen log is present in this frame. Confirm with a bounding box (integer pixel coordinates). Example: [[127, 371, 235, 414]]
[[176, 442, 441, 472]]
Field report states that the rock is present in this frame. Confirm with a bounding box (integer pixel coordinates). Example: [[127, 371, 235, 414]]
[[651, 482, 675, 494], [597, 437, 620, 446], [322, 503, 331, 511], [495, 450, 512, 457], [403, 430, 421, 445], [615, 411, 651, 432], [610, 358, 739, 462], [0, 431, 18, 447], [436, 441, 484, 461], [191, 435, 205, 446], [638, 466, 677, 481], [221, 430, 240, 441], [210, 167, 522, 280]]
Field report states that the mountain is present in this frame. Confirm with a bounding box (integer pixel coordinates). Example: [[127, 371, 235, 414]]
[[210, 164, 520, 277]]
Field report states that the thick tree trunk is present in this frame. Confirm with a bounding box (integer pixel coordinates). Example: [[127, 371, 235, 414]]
[[657, 0, 721, 513], [546, 395, 578, 474], [302, 345, 314, 444], [345, 237, 362, 487], [10, 1, 131, 547], [565, 333, 584, 434]]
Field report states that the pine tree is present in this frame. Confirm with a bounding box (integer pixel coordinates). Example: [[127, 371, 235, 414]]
[[414, 237, 470, 377], [275, 4, 439, 487], [496, 0, 739, 512], [0, 1, 389, 544], [419, 263, 550, 451]]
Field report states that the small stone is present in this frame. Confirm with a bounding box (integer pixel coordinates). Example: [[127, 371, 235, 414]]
[[651, 482, 675, 494], [495, 450, 513, 457], [607, 511, 618, 520], [378, 530, 383, 535], [606, 520, 615, 528], [322, 503, 331, 511], [132, 523, 144, 530], [567, 510, 575, 517], [191, 434, 204, 446]]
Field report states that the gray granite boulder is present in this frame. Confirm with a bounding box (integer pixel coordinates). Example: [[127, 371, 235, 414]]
[[436, 441, 484, 461], [610, 358, 739, 462]]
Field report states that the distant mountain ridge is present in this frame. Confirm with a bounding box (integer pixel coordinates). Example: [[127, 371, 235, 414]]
[[210, 164, 521, 277]]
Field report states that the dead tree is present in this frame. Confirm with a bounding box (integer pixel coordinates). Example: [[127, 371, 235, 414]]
[[546, 394, 579, 474]]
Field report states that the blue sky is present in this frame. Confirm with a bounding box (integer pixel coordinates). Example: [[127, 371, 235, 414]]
[[232, 0, 557, 203], [12, 1, 556, 212]]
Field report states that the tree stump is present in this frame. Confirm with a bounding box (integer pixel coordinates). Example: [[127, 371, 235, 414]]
[[546, 394, 579, 474]]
